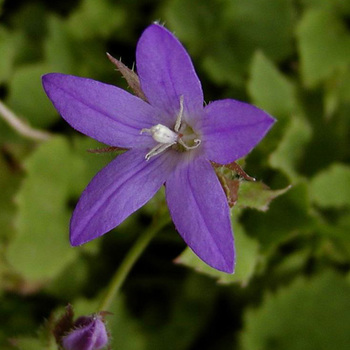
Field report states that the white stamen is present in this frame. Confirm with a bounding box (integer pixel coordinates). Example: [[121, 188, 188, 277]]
[[140, 96, 201, 160], [144, 143, 175, 161], [141, 124, 178, 144], [174, 95, 184, 132], [141, 124, 178, 160]]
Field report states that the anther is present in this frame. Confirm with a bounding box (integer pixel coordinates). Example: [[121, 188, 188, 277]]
[[141, 124, 178, 144], [174, 95, 184, 132]]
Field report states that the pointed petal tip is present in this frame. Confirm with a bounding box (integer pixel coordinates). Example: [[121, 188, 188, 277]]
[[69, 236, 81, 247], [69, 226, 106, 247], [41, 72, 61, 84], [69, 218, 96, 247], [136, 22, 203, 120], [202, 99, 277, 164], [225, 262, 235, 274], [41, 72, 53, 87], [267, 113, 277, 126], [263, 113, 277, 133], [211, 254, 235, 274], [69, 213, 105, 247], [69, 230, 85, 247], [42, 73, 67, 95]]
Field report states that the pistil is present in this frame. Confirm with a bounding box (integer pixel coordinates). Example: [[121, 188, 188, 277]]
[[141, 96, 201, 160]]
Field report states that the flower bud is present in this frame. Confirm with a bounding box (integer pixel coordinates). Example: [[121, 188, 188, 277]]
[[62, 314, 108, 350]]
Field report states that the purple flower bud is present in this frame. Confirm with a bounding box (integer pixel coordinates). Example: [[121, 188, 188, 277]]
[[62, 314, 108, 350]]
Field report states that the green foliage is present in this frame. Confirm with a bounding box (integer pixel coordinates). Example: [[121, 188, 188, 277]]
[[165, 0, 222, 56], [166, 0, 295, 87], [269, 115, 312, 183], [0, 27, 15, 83], [248, 51, 298, 119], [240, 272, 350, 350], [243, 182, 317, 249], [67, 0, 126, 40], [223, 0, 295, 62], [108, 297, 147, 350], [0, 0, 349, 348], [44, 15, 77, 74], [6, 63, 58, 127], [6, 137, 81, 281], [310, 163, 350, 208], [237, 181, 291, 212], [0, 154, 21, 243], [297, 8, 350, 87]]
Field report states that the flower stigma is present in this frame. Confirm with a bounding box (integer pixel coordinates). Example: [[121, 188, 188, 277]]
[[141, 96, 201, 160]]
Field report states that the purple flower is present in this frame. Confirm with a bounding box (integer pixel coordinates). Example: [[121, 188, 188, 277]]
[[42, 24, 274, 273], [62, 315, 108, 350]]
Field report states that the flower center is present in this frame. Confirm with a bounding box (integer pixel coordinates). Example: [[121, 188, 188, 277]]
[[140, 96, 201, 160]]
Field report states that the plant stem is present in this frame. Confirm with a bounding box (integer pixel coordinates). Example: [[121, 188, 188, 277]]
[[98, 214, 171, 311], [0, 100, 51, 141]]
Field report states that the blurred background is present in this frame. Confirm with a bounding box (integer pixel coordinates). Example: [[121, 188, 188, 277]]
[[0, 0, 350, 349]]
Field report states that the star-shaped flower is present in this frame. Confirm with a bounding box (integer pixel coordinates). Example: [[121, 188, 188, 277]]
[[42, 24, 274, 273]]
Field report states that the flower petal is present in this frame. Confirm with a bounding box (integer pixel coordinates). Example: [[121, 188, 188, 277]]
[[70, 149, 176, 245], [42, 73, 158, 148], [62, 316, 108, 350], [165, 158, 235, 273], [136, 24, 203, 124], [200, 99, 275, 164]]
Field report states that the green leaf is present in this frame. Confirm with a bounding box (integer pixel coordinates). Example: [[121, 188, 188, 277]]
[[248, 51, 298, 119], [243, 182, 316, 249], [269, 115, 312, 183], [67, 0, 125, 39], [319, 211, 350, 240], [202, 42, 246, 87], [324, 67, 350, 116], [166, 0, 295, 87], [108, 297, 147, 350], [44, 15, 77, 74], [297, 9, 350, 87], [6, 137, 83, 281], [301, 0, 350, 14], [43, 14, 113, 81], [317, 212, 350, 262], [9, 337, 43, 350], [0, 27, 15, 83], [208, 0, 295, 87], [9, 322, 57, 350], [177, 216, 259, 285], [240, 272, 350, 350], [143, 274, 216, 350], [6, 63, 59, 128], [224, 0, 295, 62], [44, 258, 89, 300], [165, 0, 223, 56], [8, 3, 48, 64], [310, 163, 350, 208], [0, 154, 21, 242], [237, 181, 291, 212]]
